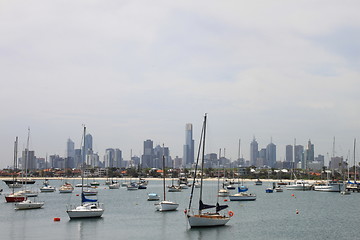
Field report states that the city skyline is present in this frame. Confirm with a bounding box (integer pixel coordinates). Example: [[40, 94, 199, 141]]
[[1, 1, 360, 168]]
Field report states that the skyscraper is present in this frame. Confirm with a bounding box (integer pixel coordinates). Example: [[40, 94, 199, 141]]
[[303, 140, 314, 169], [285, 145, 293, 162], [142, 139, 154, 168], [183, 123, 194, 167], [105, 148, 115, 168], [67, 138, 75, 168], [114, 148, 122, 168], [250, 137, 259, 166], [266, 142, 276, 168]]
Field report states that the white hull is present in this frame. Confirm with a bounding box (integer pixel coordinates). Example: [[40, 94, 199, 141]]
[[229, 193, 256, 201], [15, 200, 44, 210], [218, 189, 229, 197], [286, 180, 312, 191], [187, 214, 230, 227], [314, 184, 343, 192], [67, 203, 104, 219], [40, 186, 56, 192], [148, 193, 160, 201], [156, 201, 178, 211], [109, 183, 120, 189]]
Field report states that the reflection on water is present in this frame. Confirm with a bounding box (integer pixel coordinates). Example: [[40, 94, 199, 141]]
[[66, 217, 104, 240]]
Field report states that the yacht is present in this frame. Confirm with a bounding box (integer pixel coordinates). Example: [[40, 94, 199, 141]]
[[313, 180, 343, 192], [286, 180, 312, 191], [15, 199, 44, 210], [229, 192, 256, 201]]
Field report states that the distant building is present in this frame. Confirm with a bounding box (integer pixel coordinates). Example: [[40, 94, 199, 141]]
[[115, 149, 122, 168], [105, 148, 115, 168], [294, 145, 304, 168], [141, 139, 154, 168], [285, 145, 293, 162], [266, 142, 276, 168], [183, 123, 195, 168], [329, 156, 344, 170], [303, 140, 314, 169], [67, 138, 75, 168], [22, 149, 36, 170], [250, 137, 259, 166]]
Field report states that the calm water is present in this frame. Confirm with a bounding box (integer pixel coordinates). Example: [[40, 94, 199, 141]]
[[0, 179, 359, 240]]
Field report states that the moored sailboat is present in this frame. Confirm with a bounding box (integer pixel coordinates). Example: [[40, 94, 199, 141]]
[[66, 126, 104, 219], [186, 114, 232, 227]]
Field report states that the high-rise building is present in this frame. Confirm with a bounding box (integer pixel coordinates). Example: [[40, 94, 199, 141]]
[[303, 140, 314, 169], [285, 145, 293, 162], [294, 145, 304, 168], [67, 138, 75, 168], [22, 149, 36, 170], [105, 148, 115, 168], [115, 149, 122, 168], [250, 137, 259, 166], [266, 142, 276, 168], [183, 123, 195, 167], [142, 139, 154, 168]]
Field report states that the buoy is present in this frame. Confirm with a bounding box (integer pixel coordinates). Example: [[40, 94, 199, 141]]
[[224, 199, 228, 202], [184, 209, 187, 214], [53, 217, 61, 221], [76, 194, 79, 196], [291, 194, 294, 197], [296, 209, 299, 214], [228, 211, 234, 217]]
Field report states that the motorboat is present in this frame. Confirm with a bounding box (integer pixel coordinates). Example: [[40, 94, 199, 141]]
[[15, 199, 44, 210], [40, 180, 56, 192], [155, 200, 179, 212], [108, 182, 120, 189], [313, 180, 343, 192], [218, 188, 229, 197], [229, 192, 256, 201], [147, 193, 160, 201], [254, 179, 263, 185], [286, 180, 312, 191], [59, 182, 74, 193]]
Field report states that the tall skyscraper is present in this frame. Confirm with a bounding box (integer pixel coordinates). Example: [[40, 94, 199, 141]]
[[294, 145, 304, 168], [303, 139, 314, 169], [266, 142, 276, 168], [114, 148, 122, 168], [105, 148, 115, 168], [183, 123, 194, 167], [142, 139, 154, 168], [250, 137, 259, 166], [67, 138, 75, 168], [285, 145, 293, 162]]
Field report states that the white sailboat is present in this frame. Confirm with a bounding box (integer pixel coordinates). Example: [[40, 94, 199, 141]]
[[66, 126, 104, 219], [186, 114, 232, 227], [155, 148, 179, 212], [15, 128, 44, 210]]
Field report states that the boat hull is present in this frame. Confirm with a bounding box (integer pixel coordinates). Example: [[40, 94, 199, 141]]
[[67, 203, 104, 219], [314, 184, 343, 192], [187, 214, 230, 227], [5, 195, 26, 202], [229, 193, 256, 201], [15, 201, 44, 210], [156, 201, 178, 211]]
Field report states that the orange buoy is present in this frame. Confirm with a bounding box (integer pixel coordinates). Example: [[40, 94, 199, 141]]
[[228, 211, 234, 217], [54, 217, 61, 221]]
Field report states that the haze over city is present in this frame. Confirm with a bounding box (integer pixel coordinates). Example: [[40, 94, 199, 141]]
[[1, 1, 360, 168]]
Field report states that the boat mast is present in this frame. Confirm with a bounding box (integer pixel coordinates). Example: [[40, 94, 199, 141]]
[[354, 138, 356, 183], [199, 114, 207, 212], [187, 115, 205, 212], [81, 125, 86, 200], [12, 137, 18, 194], [162, 144, 166, 202], [25, 128, 30, 191]]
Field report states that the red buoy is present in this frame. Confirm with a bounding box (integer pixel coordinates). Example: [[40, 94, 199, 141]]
[[54, 217, 61, 221], [224, 199, 228, 202]]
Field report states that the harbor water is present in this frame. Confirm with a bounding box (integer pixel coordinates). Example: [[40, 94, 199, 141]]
[[0, 179, 359, 240]]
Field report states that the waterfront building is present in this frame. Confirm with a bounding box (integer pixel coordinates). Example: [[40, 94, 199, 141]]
[[183, 123, 195, 168]]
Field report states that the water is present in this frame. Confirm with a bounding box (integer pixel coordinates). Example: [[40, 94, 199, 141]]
[[1, 179, 359, 240]]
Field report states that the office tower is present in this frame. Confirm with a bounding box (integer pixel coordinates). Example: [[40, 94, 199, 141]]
[[67, 138, 75, 168], [74, 149, 82, 168], [115, 149, 122, 168], [183, 123, 195, 167], [294, 145, 304, 168], [266, 142, 276, 168], [303, 140, 314, 169], [250, 137, 259, 166], [105, 148, 115, 168], [285, 145, 293, 162], [258, 148, 267, 167], [142, 139, 154, 168], [22, 149, 36, 170]]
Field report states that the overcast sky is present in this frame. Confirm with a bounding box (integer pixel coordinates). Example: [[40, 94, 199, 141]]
[[1, 0, 360, 168]]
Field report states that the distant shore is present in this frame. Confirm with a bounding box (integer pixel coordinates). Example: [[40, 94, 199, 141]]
[[0, 177, 312, 183]]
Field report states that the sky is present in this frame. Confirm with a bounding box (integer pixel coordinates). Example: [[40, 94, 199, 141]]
[[1, 0, 360, 168]]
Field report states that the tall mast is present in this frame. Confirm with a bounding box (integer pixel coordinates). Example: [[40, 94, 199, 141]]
[[25, 128, 30, 190], [354, 138, 356, 183], [13, 137, 18, 194], [199, 113, 207, 207], [81, 125, 86, 198], [162, 144, 166, 201]]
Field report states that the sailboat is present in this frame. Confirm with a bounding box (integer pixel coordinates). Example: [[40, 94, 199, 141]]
[[186, 114, 232, 227], [5, 137, 27, 203], [155, 148, 179, 212], [15, 128, 44, 210], [66, 126, 104, 219]]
